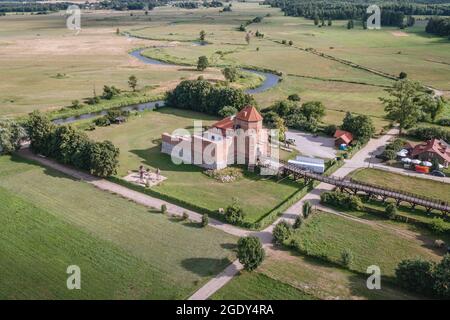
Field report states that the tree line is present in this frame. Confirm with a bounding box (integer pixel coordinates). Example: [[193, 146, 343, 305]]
[[25, 111, 120, 177], [426, 17, 450, 37], [263, 0, 450, 26]]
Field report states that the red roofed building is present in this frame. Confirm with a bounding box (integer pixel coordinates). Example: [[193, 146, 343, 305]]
[[410, 138, 450, 167], [334, 130, 353, 147], [161, 106, 271, 169]]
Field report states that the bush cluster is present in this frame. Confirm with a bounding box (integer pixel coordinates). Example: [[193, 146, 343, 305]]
[[166, 80, 255, 116], [320, 191, 363, 211], [396, 254, 450, 298], [408, 126, 450, 142]]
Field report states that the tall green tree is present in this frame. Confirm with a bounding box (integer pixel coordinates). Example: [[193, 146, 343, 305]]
[[222, 67, 238, 82], [25, 110, 55, 155], [380, 80, 426, 134], [237, 236, 265, 271], [128, 75, 138, 92], [0, 120, 26, 154], [197, 56, 209, 71], [422, 96, 444, 123], [199, 29, 206, 42], [88, 140, 120, 177], [433, 254, 450, 298], [341, 112, 375, 143], [300, 101, 326, 122]]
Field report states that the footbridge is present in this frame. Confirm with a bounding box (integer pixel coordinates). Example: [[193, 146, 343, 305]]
[[259, 159, 450, 215]]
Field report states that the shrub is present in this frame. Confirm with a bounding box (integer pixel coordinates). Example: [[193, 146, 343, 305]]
[[237, 236, 265, 271], [161, 204, 167, 214], [182, 211, 189, 220], [70, 100, 82, 109], [408, 126, 450, 142], [436, 118, 450, 127], [395, 258, 435, 295], [430, 217, 446, 234], [293, 215, 303, 229], [320, 191, 363, 211], [201, 213, 209, 227], [302, 201, 312, 218], [324, 124, 337, 136], [218, 106, 238, 118], [224, 199, 245, 225], [385, 203, 398, 220], [287, 93, 301, 102], [272, 220, 292, 245], [94, 117, 111, 127], [433, 254, 450, 298], [341, 249, 353, 268]]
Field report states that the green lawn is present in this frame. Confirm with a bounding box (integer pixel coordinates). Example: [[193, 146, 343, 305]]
[[0, 155, 237, 299], [290, 211, 440, 277], [87, 108, 301, 224], [350, 168, 450, 202], [210, 272, 316, 300], [212, 248, 421, 300]]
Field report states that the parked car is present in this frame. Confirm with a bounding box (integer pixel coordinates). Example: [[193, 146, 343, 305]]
[[430, 170, 446, 177]]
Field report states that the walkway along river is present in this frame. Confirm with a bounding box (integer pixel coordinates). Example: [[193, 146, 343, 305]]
[[53, 48, 280, 125]]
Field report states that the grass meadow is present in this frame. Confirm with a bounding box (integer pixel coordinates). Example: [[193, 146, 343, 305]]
[[290, 211, 441, 277], [211, 246, 422, 300], [1, 3, 449, 131], [0, 155, 237, 299], [350, 168, 450, 202]]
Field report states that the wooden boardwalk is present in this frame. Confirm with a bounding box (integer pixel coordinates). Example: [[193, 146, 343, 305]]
[[261, 159, 450, 215]]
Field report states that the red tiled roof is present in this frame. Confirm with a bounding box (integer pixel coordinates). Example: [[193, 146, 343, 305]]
[[236, 106, 263, 122], [334, 130, 353, 144], [212, 116, 234, 131], [411, 138, 450, 163]]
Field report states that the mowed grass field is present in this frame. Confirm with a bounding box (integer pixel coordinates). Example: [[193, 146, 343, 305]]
[[87, 108, 301, 223], [211, 248, 421, 300], [291, 211, 441, 277], [0, 155, 237, 299], [350, 168, 450, 202]]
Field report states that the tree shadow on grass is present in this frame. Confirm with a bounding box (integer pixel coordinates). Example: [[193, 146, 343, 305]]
[[11, 153, 88, 183], [221, 243, 237, 251], [181, 257, 233, 277]]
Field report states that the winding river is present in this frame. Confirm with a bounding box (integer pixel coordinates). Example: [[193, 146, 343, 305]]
[[53, 47, 280, 125]]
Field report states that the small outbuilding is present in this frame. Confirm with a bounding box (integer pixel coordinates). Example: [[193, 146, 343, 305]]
[[334, 130, 353, 147]]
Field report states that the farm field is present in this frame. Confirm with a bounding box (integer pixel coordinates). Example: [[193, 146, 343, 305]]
[[87, 108, 301, 224], [350, 168, 450, 202], [0, 155, 237, 299], [212, 248, 421, 300], [290, 211, 441, 277]]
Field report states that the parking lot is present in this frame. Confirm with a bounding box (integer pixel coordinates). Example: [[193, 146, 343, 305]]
[[285, 130, 337, 160]]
